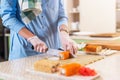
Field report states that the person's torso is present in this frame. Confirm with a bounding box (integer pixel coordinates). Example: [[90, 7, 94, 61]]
[[10, 0, 61, 53]]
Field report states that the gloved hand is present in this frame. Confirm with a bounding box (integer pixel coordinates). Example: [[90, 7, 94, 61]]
[[27, 36, 48, 53], [60, 31, 78, 54]]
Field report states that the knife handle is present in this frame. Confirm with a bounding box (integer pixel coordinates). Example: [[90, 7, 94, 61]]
[[31, 46, 34, 49], [31, 46, 48, 51], [31, 46, 62, 51]]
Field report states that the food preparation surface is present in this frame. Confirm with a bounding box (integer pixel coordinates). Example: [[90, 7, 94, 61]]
[[0, 52, 120, 80]]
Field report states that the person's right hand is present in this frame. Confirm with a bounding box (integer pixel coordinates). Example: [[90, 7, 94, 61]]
[[27, 36, 48, 53]]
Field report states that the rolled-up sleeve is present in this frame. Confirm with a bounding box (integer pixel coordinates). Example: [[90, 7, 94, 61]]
[[58, 0, 68, 27], [1, 0, 25, 33]]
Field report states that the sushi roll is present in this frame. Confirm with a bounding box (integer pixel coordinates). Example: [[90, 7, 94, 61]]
[[34, 59, 60, 73], [84, 45, 102, 54], [59, 63, 81, 76], [59, 51, 70, 60]]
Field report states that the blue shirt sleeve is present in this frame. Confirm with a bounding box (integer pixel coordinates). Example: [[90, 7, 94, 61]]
[[1, 0, 25, 33], [0, 2, 1, 18], [58, 0, 68, 27]]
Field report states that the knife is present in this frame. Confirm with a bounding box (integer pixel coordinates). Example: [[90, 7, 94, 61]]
[[45, 48, 64, 57], [31, 46, 77, 58], [31, 46, 63, 57]]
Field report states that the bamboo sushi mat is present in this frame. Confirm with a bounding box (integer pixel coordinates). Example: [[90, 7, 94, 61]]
[[59, 55, 104, 66]]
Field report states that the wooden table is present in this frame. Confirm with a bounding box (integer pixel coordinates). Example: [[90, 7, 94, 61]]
[[0, 52, 120, 80]]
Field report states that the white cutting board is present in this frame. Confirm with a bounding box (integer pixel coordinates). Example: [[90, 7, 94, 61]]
[[26, 68, 100, 80]]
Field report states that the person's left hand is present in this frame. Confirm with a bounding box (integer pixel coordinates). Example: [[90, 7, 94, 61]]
[[60, 31, 78, 54]]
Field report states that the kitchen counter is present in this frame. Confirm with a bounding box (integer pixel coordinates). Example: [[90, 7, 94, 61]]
[[70, 35, 120, 41], [0, 52, 120, 80]]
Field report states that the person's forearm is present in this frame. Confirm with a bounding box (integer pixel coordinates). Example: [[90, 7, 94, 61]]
[[18, 27, 35, 39], [59, 24, 69, 37], [19, 27, 48, 52]]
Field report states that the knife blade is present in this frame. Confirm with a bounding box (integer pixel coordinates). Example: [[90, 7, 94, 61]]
[[45, 48, 63, 57]]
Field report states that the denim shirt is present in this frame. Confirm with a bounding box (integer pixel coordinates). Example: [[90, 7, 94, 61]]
[[1, 0, 68, 60], [0, 0, 1, 17]]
